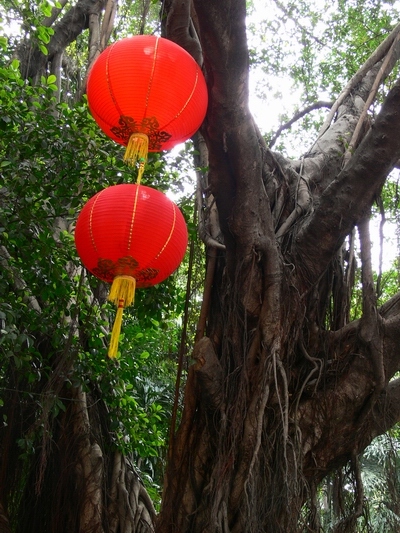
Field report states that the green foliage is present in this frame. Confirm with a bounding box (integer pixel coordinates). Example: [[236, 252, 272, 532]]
[[247, 0, 399, 154], [318, 432, 400, 532], [361, 433, 400, 532], [116, 0, 161, 36], [76, 313, 180, 504], [0, 45, 191, 504], [322, 0, 399, 95]]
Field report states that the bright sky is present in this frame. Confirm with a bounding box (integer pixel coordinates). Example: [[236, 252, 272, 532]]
[[246, 0, 399, 272]]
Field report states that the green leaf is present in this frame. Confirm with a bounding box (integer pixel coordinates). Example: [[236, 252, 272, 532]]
[[38, 26, 51, 44], [41, 4, 52, 17], [0, 37, 8, 50]]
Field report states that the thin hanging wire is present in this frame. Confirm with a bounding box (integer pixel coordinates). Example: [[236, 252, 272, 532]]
[[158, 0, 166, 36]]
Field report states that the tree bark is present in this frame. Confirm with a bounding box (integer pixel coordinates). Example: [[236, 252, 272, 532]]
[[19, 0, 107, 80], [158, 1, 400, 531]]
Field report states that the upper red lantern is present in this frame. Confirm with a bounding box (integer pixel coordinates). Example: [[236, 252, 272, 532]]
[[86, 35, 208, 172], [74, 183, 188, 357]]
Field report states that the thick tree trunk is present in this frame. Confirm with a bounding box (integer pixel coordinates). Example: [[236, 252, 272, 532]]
[[158, 1, 400, 531]]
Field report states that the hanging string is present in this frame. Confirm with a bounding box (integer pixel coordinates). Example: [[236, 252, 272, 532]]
[[112, 130, 147, 357], [159, 0, 167, 35], [123, 132, 149, 184]]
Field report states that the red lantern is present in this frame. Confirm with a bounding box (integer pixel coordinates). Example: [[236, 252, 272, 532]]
[[74, 183, 188, 358], [86, 35, 208, 179]]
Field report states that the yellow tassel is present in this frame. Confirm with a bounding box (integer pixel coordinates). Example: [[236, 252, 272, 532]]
[[108, 303, 124, 358], [108, 275, 136, 307], [123, 133, 149, 184], [107, 276, 136, 359]]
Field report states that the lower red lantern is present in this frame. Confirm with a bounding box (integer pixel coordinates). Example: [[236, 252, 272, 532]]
[[74, 183, 188, 358]]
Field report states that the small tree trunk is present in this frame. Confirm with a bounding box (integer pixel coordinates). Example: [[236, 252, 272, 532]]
[[72, 387, 104, 533]]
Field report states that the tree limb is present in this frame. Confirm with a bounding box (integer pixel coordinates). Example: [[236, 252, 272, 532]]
[[165, 0, 202, 63], [347, 377, 400, 458], [100, 0, 117, 49], [272, 0, 325, 47], [40, 0, 69, 28], [316, 22, 400, 139], [269, 101, 333, 148], [294, 75, 400, 290], [20, 0, 107, 80], [193, 0, 279, 298], [343, 30, 400, 166], [355, 216, 386, 429]]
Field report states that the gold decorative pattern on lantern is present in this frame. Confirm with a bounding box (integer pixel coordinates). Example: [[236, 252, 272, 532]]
[[110, 116, 172, 151], [92, 256, 159, 286]]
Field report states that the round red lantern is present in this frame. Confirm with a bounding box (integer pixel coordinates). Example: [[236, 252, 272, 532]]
[[74, 183, 188, 357], [86, 35, 208, 178]]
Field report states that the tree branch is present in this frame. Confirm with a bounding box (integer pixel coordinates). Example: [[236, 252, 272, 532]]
[[294, 75, 400, 290], [193, 0, 279, 286], [358, 217, 383, 390], [317, 22, 400, 139], [343, 30, 400, 166], [165, 0, 202, 63], [100, 0, 117, 48], [269, 101, 333, 148], [367, 378, 400, 441], [20, 0, 107, 79], [272, 0, 325, 47], [40, 0, 69, 27]]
